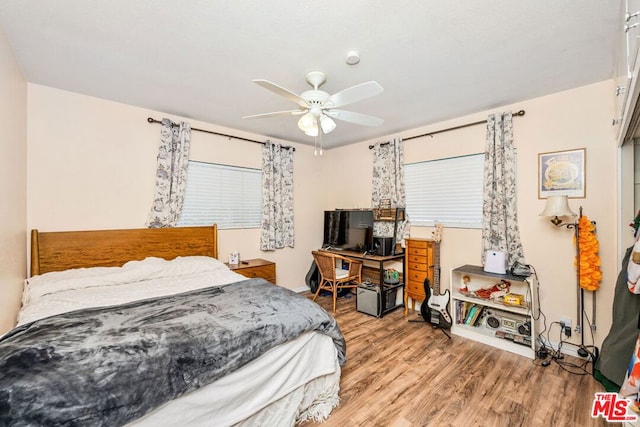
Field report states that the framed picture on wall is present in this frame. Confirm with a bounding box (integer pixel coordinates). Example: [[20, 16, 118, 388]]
[[538, 148, 585, 198]]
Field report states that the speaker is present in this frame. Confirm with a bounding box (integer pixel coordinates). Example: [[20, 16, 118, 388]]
[[484, 309, 529, 335], [486, 315, 501, 329], [373, 237, 393, 256], [356, 282, 398, 317], [356, 282, 380, 316], [517, 321, 531, 337]]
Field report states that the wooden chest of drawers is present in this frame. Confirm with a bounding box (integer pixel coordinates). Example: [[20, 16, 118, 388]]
[[226, 258, 276, 284], [404, 238, 434, 315]]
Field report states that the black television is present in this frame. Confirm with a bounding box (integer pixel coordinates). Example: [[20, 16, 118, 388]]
[[322, 209, 374, 252]]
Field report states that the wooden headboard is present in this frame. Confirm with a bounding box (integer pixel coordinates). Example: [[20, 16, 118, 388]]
[[30, 225, 218, 277]]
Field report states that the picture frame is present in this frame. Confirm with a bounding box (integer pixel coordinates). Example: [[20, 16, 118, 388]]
[[538, 148, 585, 198]]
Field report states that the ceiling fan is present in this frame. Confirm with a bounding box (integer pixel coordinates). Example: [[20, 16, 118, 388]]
[[243, 71, 384, 141]]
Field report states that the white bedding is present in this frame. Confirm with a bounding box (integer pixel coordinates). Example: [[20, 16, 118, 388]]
[[131, 331, 340, 426], [18, 256, 245, 326], [15, 256, 342, 426]]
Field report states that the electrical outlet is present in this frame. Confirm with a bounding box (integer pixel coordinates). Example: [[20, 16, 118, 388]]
[[560, 317, 572, 337], [560, 317, 571, 329]]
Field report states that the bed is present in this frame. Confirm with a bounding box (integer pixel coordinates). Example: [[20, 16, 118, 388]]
[[0, 225, 345, 426]]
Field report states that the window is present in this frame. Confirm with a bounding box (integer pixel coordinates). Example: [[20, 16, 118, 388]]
[[178, 161, 262, 229], [405, 153, 484, 228]]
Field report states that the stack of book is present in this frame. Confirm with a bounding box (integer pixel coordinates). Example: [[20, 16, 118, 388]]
[[455, 301, 484, 326]]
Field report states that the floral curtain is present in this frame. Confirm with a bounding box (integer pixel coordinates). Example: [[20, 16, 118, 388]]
[[371, 138, 410, 242], [260, 141, 295, 250], [146, 119, 191, 228], [481, 112, 525, 267]]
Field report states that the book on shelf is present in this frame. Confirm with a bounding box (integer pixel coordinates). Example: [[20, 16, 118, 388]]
[[469, 306, 483, 326], [456, 301, 484, 326], [464, 305, 478, 325], [456, 300, 471, 324], [462, 301, 472, 322]]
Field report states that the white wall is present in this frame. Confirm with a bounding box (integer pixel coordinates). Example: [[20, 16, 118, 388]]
[[326, 81, 620, 350], [26, 84, 329, 293], [0, 26, 27, 334]]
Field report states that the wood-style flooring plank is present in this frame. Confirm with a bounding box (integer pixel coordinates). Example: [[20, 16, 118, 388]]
[[301, 292, 610, 427]]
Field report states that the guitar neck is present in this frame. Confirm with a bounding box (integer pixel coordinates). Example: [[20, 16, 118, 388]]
[[433, 241, 441, 293]]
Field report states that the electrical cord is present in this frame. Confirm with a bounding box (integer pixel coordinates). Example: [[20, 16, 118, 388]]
[[576, 308, 600, 373], [528, 264, 597, 374], [527, 264, 551, 356], [535, 319, 597, 374], [552, 324, 594, 375], [528, 264, 543, 323], [527, 265, 559, 368]]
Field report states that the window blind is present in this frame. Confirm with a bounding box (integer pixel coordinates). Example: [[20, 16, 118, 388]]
[[177, 161, 262, 229], [405, 153, 484, 228]]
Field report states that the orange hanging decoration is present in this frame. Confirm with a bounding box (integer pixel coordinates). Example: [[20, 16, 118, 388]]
[[574, 215, 601, 291]]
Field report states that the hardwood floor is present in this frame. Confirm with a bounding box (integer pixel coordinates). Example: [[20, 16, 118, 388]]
[[301, 292, 610, 427]]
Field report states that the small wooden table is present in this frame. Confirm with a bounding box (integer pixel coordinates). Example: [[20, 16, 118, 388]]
[[226, 258, 276, 284]]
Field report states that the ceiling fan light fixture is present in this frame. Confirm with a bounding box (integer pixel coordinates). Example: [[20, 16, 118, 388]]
[[297, 112, 315, 133], [304, 124, 318, 137], [248, 70, 385, 141], [320, 115, 336, 134]]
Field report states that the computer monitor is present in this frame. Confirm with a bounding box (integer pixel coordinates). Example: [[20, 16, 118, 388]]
[[322, 209, 374, 251]]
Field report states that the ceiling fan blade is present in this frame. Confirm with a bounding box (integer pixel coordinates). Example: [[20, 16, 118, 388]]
[[326, 81, 383, 108], [328, 109, 384, 126], [253, 80, 309, 108], [242, 109, 304, 119]]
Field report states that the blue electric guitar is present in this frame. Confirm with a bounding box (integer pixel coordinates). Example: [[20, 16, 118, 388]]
[[425, 224, 451, 328]]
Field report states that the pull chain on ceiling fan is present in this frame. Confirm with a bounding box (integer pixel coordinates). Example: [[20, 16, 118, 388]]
[[243, 71, 384, 150]]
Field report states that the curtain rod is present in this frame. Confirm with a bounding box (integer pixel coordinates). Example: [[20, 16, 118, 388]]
[[368, 110, 525, 149], [146, 117, 294, 151]]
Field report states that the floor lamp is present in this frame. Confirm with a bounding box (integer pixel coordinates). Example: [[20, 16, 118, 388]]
[[540, 195, 597, 358]]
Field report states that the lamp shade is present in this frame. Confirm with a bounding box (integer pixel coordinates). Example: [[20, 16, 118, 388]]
[[297, 113, 315, 133], [304, 126, 318, 137], [320, 115, 336, 134], [539, 195, 576, 218]]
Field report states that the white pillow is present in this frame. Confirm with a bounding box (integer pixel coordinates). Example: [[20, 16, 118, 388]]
[[23, 256, 226, 305]]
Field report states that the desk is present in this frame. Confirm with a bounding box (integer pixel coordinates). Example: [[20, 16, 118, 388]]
[[323, 249, 405, 317]]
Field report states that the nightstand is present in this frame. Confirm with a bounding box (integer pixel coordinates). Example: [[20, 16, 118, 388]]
[[226, 258, 276, 284]]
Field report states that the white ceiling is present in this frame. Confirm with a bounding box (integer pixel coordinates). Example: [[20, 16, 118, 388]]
[[0, 1, 623, 149]]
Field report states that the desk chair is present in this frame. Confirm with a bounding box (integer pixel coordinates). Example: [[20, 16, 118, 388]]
[[311, 250, 363, 313]]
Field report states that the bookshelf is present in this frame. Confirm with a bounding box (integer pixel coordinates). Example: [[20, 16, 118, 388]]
[[450, 265, 537, 359]]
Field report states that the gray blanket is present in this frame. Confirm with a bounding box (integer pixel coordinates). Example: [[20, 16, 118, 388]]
[[0, 278, 345, 426]]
